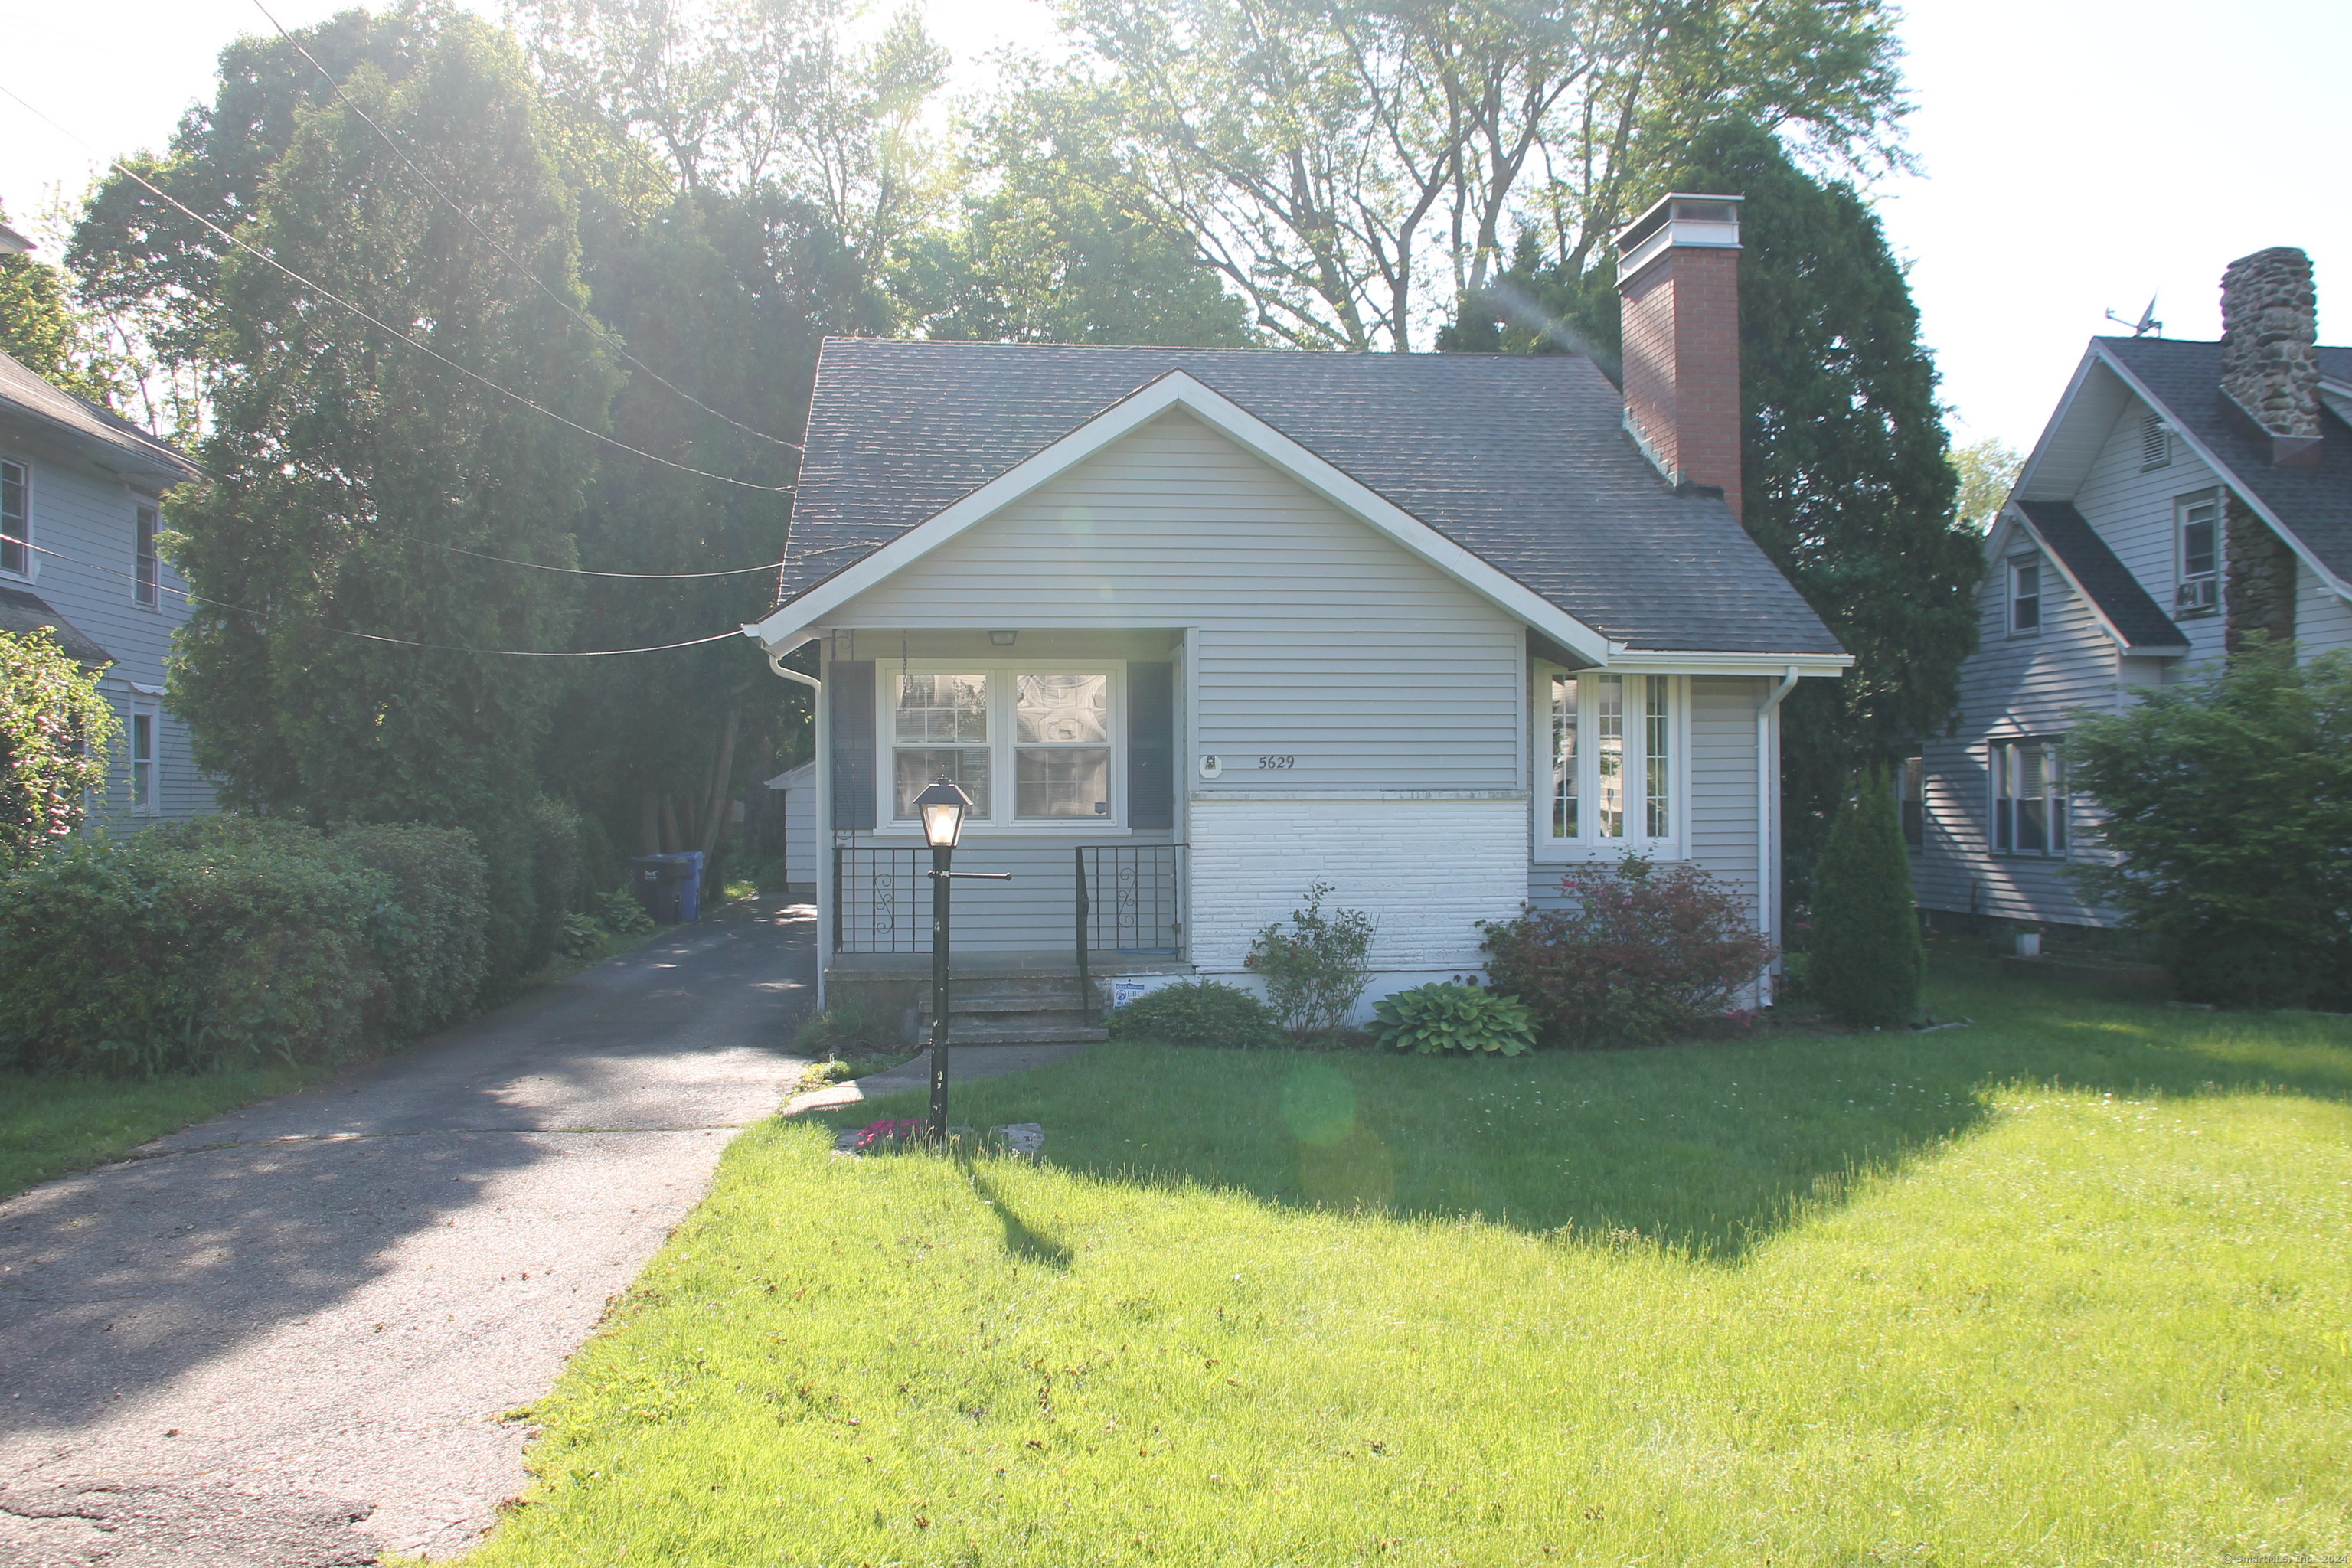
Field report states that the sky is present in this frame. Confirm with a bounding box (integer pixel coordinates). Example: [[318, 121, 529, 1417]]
[[0, 0, 2344, 456]]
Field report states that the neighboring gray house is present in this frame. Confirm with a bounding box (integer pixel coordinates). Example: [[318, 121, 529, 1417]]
[[0, 345, 211, 825], [1911, 245, 2352, 932], [744, 196, 1851, 1037]]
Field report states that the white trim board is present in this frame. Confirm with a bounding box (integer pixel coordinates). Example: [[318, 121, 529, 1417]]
[[746, 370, 1631, 663]]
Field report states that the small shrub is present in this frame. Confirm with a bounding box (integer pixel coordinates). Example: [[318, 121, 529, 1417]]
[[1479, 855, 1774, 1050], [1106, 979, 1285, 1050], [522, 795, 585, 978], [560, 910, 607, 959], [595, 887, 655, 937], [792, 1003, 890, 1059], [1369, 981, 1535, 1056], [1809, 767, 1922, 1026], [1246, 884, 1375, 1037], [0, 626, 115, 867]]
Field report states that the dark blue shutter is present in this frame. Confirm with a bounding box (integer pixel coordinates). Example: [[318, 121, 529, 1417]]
[[1128, 662, 1174, 830], [830, 660, 876, 831]]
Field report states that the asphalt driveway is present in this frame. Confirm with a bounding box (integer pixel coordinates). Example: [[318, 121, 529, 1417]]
[[0, 896, 815, 1566]]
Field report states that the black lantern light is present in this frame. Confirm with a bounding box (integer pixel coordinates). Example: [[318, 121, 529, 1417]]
[[912, 776, 1006, 1144]]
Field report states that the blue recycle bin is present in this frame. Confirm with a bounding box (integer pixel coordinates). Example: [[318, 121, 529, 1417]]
[[632, 851, 705, 923]]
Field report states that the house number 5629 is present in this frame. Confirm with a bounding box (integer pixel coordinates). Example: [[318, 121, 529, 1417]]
[[1257, 755, 1297, 769]]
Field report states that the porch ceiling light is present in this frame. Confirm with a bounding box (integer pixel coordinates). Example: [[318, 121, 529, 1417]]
[[914, 776, 973, 849]]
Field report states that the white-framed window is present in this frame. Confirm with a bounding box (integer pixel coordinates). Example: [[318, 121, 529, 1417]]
[[881, 662, 1122, 831], [129, 704, 159, 816], [2138, 411, 2171, 472], [134, 504, 160, 608], [2006, 554, 2043, 636], [1, 458, 28, 578], [1536, 668, 1684, 858], [1991, 737, 2065, 857], [2175, 490, 2220, 617]]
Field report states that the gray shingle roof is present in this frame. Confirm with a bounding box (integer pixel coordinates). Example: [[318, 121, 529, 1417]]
[[2105, 335, 2352, 590], [0, 348, 198, 484], [2014, 499, 2187, 649], [779, 338, 1844, 656], [0, 584, 112, 665]]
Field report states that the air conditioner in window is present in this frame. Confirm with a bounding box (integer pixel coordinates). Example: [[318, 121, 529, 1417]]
[[2176, 577, 2219, 615]]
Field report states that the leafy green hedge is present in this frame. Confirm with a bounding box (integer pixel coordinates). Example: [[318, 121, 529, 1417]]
[[0, 816, 488, 1076], [1106, 980, 1287, 1050]]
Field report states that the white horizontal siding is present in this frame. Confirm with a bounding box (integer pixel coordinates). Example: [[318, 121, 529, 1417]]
[[825, 410, 1524, 794], [0, 419, 216, 828], [2298, 560, 2352, 658]]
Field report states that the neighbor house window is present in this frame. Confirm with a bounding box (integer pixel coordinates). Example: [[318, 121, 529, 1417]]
[[886, 665, 1119, 828], [1900, 754, 1925, 848], [2007, 555, 2042, 635], [129, 707, 158, 815], [134, 505, 159, 607], [1, 459, 27, 577], [1991, 738, 2066, 857], [2176, 492, 2220, 616], [2138, 411, 2171, 472], [1543, 670, 1679, 851]]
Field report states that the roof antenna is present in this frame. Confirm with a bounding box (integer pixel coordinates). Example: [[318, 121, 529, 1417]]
[[2105, 296, 2162, 338]]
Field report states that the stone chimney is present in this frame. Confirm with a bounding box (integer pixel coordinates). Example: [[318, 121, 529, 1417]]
[[1615, 193, 1745, 519], [2219, 245, 2321, 467]]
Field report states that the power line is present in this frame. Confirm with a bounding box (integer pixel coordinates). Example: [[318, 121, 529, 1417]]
[[249, 0, 804, 457], [5, 534, 750, 658], [0, 80, 792, 495], [401, 534, 787, 580]]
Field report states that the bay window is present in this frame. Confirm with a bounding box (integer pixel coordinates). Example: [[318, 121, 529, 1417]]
[[1991, 737, 2066, 857], [886, 665, 1119, 828], [1541, 670, 1681, 854]]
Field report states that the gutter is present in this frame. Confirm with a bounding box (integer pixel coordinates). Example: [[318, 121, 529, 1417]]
[[1757, 666, 1798, 989]]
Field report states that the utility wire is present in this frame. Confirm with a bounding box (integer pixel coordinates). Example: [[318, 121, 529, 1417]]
[[0, 81, 792, 495], [5, 534, 748, 657], [249, 0, 803, 456], [396, 533, 786, 579]]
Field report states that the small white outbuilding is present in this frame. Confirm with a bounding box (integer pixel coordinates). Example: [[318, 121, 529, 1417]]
[[765, 761, 817, 893]]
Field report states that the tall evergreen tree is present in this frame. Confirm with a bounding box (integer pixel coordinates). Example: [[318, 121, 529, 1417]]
[[1446, 120, 1981, 904], [1809, 766, 1922, 1026], [159, 13, 616, 985]]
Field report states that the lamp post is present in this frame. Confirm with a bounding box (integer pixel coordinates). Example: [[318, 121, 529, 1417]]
[[913, 776, 1010, 1146]]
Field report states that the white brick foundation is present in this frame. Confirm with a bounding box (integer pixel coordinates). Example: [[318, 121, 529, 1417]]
[[1187, 795, 1527, 1013]]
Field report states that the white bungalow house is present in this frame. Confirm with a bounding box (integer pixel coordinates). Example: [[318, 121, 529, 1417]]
[[744, 195, 1850, 1040], [0, 334, 210, 827], [1909, 244, 2351, 933]]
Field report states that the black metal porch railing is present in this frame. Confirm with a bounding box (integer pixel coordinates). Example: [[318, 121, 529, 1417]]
[[1073, 844, 1185, 1013], [833, 845, 931, 953]]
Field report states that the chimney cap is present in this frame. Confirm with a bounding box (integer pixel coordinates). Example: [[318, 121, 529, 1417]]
[[1615, 192, 1742, 285]]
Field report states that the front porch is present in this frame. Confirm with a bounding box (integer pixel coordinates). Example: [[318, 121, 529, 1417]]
[[827, 949, 1197, 1047]]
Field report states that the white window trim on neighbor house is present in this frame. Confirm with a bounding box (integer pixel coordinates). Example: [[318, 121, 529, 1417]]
[[1990, 736, 2066, 858], [874, 658, 1129, 837], [2175, 488, 2221, 619], [129, 701, 160, 816], [2006, 554, 2043, 637], [1531, 665, 1688, 862], [2, 456, 31, 581]]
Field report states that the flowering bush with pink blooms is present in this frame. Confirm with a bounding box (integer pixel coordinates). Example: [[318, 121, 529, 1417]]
[[1478, 855, 1774, 1050], [853, 1117, 927, 1152]]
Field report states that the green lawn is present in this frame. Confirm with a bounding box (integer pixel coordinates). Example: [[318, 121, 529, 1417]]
[[0, 1063, 333, 1199], [460, 966, 2352, 1566]]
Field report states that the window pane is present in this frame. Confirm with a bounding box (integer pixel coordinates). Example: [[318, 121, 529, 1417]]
[[1901, 755, 1925, 848], [2, 460, 24, 577], [1016, 747, 1109, 818], [1644, 678, 1671, 838], [895, 674, 988, 743], [1992, 743, 2013, 852], [2016, 744, 2046, 851], [2047, 743, 2066, 855], [1550, 675, 1577, 838], [1015, 673, 1108, 743], [893, 747, 988, 818], [136, 507, 158, 607], [2182, 505, 2217, 578], [1595, 675, 1625, 838], [132, 714, 155, 812], [2012, 560, 2041, 631]]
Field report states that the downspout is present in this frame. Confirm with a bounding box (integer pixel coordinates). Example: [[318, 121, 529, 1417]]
[[1757, 666, 1799, 999], [752, 631, 823, 1000]]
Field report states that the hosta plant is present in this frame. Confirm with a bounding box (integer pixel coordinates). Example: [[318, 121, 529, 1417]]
[[1369, 981, 1536, 1056]]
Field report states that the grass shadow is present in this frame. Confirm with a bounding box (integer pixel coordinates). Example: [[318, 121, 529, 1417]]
[[959, 1158, 1075, 1270], [822, 957, 2352, 1261]]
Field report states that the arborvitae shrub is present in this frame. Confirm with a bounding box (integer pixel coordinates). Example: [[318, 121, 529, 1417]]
[[1808, 767, 1922, 1026], [338, 823, 489, 1039]]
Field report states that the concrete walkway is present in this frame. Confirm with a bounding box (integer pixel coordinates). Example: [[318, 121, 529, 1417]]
[[0, 897, 817, 1567]]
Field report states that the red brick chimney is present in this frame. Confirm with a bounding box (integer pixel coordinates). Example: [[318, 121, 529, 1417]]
[[1614, 193, 1745, 519]]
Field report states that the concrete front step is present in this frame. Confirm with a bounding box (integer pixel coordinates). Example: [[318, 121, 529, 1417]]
[[941, 1024, 1109, 1046], [923, 994, 1086, 1015]]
